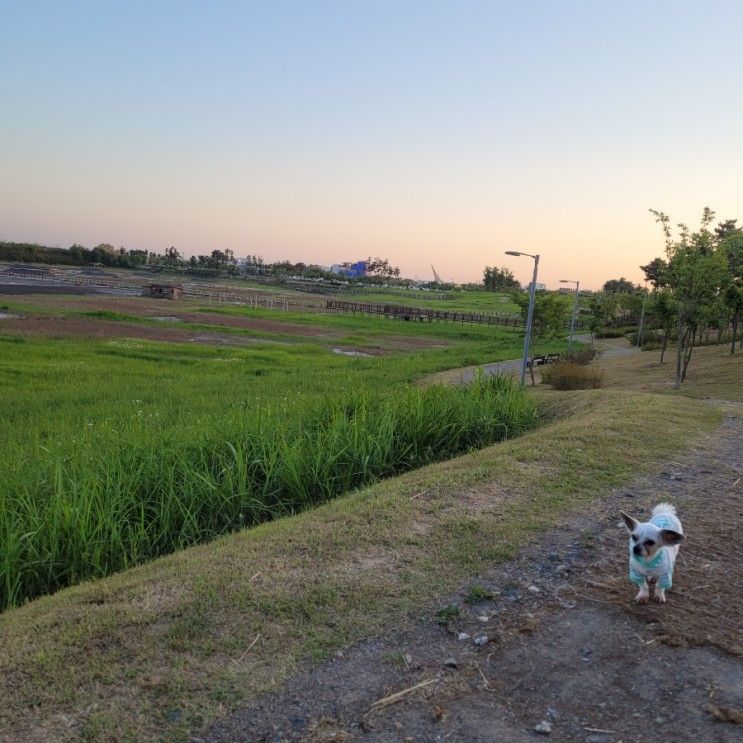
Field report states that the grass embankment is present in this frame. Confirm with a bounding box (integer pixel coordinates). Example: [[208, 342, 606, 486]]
[[0, 387, 720, 741], [1, 370, 536, 610], [1, 315, 556, 610]]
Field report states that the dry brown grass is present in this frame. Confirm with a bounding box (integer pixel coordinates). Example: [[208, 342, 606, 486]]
[[0, 390, 719, 741], [594, 339, 743, 401], [541, 361, 605, 390], [2, 338, 739, 741]]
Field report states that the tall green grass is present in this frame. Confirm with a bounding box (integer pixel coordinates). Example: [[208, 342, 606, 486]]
[[0, 336, 537, 610]]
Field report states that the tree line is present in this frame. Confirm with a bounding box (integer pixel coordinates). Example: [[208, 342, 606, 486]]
[[0, 241, 403, 285], [639, 208, 742, 387]]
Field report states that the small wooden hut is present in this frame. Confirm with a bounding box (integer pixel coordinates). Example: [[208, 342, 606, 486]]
[[142, 283, 183, 300]]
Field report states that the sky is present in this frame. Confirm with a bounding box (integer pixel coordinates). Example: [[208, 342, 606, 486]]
[[1, 1, 742, 289]]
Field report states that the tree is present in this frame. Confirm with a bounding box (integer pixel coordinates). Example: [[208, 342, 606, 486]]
[[647, 290, 678, 363], [364, 257, 400, 279], [717, 226, 743, 353], [639, 257, 669, 289], [602, 277, 637, 294], [715, 219, 739, 239], [512, 291, 571, 384], [483, 266, 520, 292], [650, 207, 731, 387], [164, 246, 182, 265], [585, 294, 612, 344]]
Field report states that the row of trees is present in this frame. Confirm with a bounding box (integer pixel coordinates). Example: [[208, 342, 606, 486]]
[[639, 208, 742, 387], [0, 241, 158, 269], [0, 241, 405, 285]]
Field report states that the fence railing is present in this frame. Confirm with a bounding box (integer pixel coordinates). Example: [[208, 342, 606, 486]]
[[325, 300, 523, 327]]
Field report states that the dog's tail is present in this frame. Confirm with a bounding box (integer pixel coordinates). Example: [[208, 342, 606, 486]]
[[652, 502, 677, 517]]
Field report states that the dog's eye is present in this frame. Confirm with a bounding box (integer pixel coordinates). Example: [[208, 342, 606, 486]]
[[631, 534, 638, 542], [644, 540, 655, 547]]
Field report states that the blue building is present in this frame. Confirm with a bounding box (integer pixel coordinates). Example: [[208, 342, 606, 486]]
[[330, 261, 367, 278]]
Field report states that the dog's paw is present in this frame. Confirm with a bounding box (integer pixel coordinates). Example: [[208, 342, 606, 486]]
[[635, 591, 649, 604], [653, 591, 667, 604]]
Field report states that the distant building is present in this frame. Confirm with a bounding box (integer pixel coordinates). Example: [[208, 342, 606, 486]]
[[330, 261, 367, 278], [523, 282, 546, 291], [142, 283, 183, 300]]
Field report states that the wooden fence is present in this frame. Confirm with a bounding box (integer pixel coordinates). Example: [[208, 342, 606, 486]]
[[325, 300, 523, 327]]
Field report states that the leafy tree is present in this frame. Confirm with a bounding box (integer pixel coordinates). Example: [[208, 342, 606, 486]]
[[602, 277, 637, 294], [715, 219, 739, 239], [639, 257, 669, 289], [650, 207, 731, 387], [716, 226, 743, 353], [647, 290, 677, 363], [512, 291, 571, 384], [365, 257, 400, 278], [585, 294, 609, 344], [482, 266, 520, 292], [164, 246, 181, 264]]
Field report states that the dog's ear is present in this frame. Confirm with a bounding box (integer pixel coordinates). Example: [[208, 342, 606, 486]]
[[619, 511, 638, 531], [661, 529, 684, 545]]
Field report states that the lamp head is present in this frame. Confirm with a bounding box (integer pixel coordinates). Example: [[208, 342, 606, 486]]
[[505, 251, 522, 257]]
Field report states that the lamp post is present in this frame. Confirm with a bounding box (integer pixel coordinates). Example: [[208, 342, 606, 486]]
[[505, 250, 540, 385], [559, 279, 580, 352], [636, 283, 650, 348]]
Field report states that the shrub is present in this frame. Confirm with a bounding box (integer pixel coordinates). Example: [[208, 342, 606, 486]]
[[594, 328, 625, 339], [627, 329, 664, 348], [559, 348, 600, 365], [541, 362, 604, 390]]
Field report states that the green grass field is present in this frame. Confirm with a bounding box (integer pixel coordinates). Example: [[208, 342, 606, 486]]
[[0, 303, 560, 610], [1, 291, 737, 741], [342, 287, 520, 314]]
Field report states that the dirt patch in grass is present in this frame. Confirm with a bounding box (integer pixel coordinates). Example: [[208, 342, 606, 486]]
[[3, 295, 453, 350], [581, 402, 743, 656], [0, 316, 255, 345], [5, 294, 189, 314], [173, 311, 333, 336]]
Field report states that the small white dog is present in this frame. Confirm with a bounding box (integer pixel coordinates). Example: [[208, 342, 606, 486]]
[[620, 503, 685, 604]]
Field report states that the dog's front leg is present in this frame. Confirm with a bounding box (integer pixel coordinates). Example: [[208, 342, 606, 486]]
[[653, 586, 666, 603], [634, 581, 650, 603]]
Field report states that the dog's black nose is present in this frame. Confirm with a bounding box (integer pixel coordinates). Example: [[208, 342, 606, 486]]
[[633, 545, 642, 556]]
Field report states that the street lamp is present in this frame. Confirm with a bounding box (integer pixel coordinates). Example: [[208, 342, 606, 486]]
[[636, 282, 649, 348], [505, 251, 540, 385], [559, 279, 580, 351]]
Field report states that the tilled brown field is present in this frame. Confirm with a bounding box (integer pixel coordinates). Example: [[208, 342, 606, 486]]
[[1, 294, 453, 351], [0, 316, 254, 345]]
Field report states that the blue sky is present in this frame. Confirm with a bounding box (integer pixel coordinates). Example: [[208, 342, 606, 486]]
[[1, 1, 742, 287]]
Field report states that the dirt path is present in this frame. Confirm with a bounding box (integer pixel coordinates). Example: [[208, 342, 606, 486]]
[[197, 402, 742, 743]]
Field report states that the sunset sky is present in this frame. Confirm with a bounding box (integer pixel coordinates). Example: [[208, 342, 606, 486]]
[[2, 1, 742, 289]]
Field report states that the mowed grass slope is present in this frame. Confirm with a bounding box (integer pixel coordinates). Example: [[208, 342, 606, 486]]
[[0, 384, 721, 741], [594, 339, 743, 402]]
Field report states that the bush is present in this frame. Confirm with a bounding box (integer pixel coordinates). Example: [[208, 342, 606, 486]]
[[594, 328, 625, 339], [559, 348, 601, 365], [626, 329, 664, 348], [541, 362, 604, 390]]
